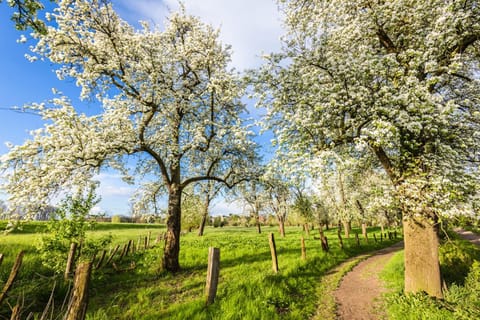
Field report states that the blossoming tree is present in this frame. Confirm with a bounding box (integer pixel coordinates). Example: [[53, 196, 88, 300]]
[[1, 0, 258, 272], [257, 0, 480, 297]]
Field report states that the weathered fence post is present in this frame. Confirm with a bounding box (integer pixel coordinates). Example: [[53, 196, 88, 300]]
[[105, 245, 120, 266], [10, 303, 21, 320], [155, 233, 163, 245], [118, 243, 128, 261], [301, 236, 306, 260], [144, 236, 148, 250], [0, 251, 24, 306], [65, 243, 78, 280], [65, 262, 92, 320], [268, 233, 279, 273], [205, 247, 220, 305], [322, 236, 329, 252], [126, 240, 133, 256], [95, 250, 106, 269], [136, 236, 142, 251]]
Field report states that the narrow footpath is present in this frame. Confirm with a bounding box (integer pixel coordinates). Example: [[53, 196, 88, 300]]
[[334, 242, 404, 320], [454, 228, 480, 247], [320, 228, 480, 320], [314, 228, 480, 320]]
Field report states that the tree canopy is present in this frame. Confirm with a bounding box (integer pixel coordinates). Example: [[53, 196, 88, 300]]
[[1, 0, 258, 271], [2, 0, 56, 33]]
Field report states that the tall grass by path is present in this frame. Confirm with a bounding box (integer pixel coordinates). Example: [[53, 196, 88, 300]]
[[380, 230, 480, 320]]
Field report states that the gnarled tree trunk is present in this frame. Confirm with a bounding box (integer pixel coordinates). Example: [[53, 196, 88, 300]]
[[403, 216, 443, 298], [163, 186, 182, 272]]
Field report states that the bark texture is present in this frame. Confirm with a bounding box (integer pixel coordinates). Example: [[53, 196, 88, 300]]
[[403, 217, 443, 298], [163, 187, 182, 272]]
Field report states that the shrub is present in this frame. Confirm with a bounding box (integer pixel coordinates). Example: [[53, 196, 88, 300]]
[[111, 215, 122, 223], [37, 190, 112, 274]]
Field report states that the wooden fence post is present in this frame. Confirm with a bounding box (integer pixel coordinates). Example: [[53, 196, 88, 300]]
[[137, 236, 142, 251], [322, 236, 329, 252], [118, 244, 128, 261], [105, 245, 120, 266], [205, 247, 220, 305], [95, 250, 106, 269], [65, 243, 78, 280], [301, 236, 306, 260], [10, 302, 22, 320], [0, 251, 24, 306], [126, 240, 133, 256], [268, 233, 279, 273], [155, 233, 163, 245], [65, 262, 92, 320]]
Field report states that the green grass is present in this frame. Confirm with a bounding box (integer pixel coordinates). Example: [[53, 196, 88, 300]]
[[380, 230, 480, 320], [1, 223, 401, 319]]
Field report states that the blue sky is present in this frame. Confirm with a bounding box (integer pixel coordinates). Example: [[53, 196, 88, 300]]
[[0, 0, 283, 216]]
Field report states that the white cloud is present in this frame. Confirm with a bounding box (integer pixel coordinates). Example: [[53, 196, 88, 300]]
[[115, 0, 284, 70], [94, 172, 135, 197], [91, 205, 105, 215], [210, 198, 245, 216]]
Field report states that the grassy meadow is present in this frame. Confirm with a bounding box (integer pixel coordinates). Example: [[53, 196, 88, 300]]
[[0, 222, 401, 319]]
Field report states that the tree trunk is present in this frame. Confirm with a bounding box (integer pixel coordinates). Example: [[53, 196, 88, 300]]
[[361, 223, 368, 241], [342, 220, 351, 238], [403, 217, 443, 298], [255, 214, 262, 234], [198, 194, 210, 237], [304, 223, 310, 236], [163, 187, 182, 272], [278, 217, 285, 237]]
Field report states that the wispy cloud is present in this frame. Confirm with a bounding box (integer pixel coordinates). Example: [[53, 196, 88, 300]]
[[115, 0, 284, 70], [211, 199, 245, 216], [94, 172, 135, 197]]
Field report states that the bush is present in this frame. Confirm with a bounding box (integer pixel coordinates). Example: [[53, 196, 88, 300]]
[[111, 215, 122, 223], [37, 191, 112, 274]]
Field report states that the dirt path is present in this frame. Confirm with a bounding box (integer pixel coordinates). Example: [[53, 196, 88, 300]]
[[454, 228, 480, 247], [333, 242, 404, 320], [329, 228, 479, 320]]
